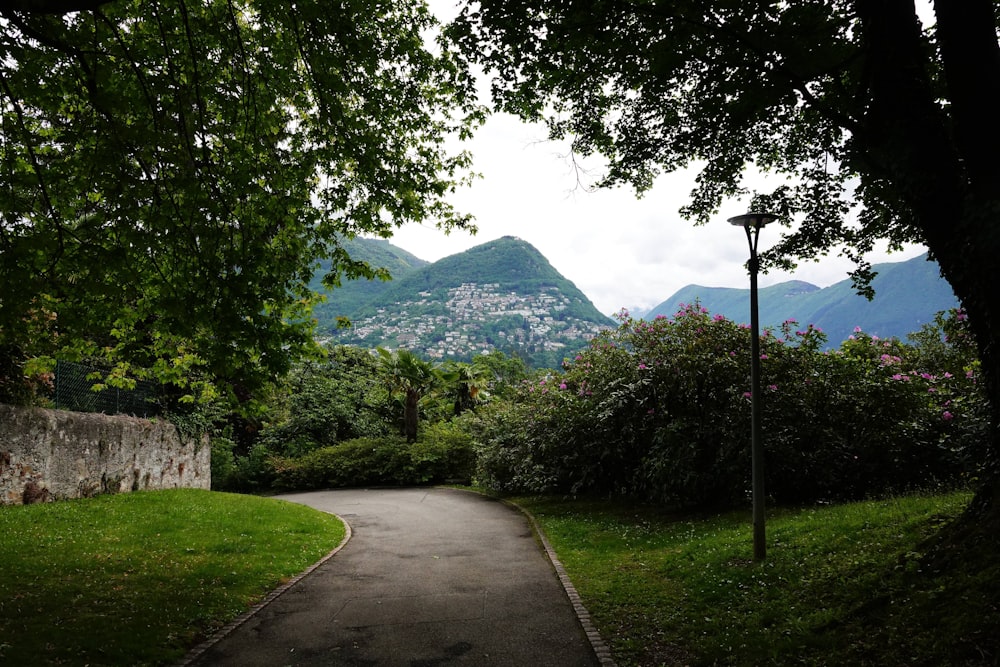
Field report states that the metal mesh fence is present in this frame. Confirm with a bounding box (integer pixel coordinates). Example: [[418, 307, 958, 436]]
[[52, 360, 162, 418]]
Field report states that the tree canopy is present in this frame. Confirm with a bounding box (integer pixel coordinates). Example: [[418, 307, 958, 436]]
[[447, 1, 995, 270], [448, 0, 1000, 523], [0, 0, 480, 402]]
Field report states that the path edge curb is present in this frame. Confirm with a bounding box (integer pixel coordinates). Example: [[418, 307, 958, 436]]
[[176, 511, 352, 666], [508, 499, 618, 667], [438, 487, 617, 667], [443, 487, 617, 667]]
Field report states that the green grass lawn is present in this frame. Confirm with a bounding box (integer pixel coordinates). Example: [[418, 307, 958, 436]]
[[0, 488, 344, 666], [3, 486, 994, 666], [516, 490, 999, 666]]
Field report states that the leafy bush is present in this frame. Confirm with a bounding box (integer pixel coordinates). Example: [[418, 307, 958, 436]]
[[468, 398, 560, 494], [256, 346, 393, 457], [468, 305, 986, 507], [271, 424, 475, 491], [417, 420, 477, 482], [209, 435, 240, 491], [219, 444, 278, 492]]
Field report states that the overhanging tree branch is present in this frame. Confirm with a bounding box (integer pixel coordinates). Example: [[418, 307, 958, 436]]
[[1, 0, 110, 15]]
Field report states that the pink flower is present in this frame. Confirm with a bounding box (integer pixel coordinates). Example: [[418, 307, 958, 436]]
[[853, 326, 862, 333], [942, 411, 954, 421], [713, 314, 726, 322], [767, 384, 778, 391], [559, 383, 567, 390], [760, 354, 768, 360], [742, 391, 752, 399], [638, 363, 648, 370]]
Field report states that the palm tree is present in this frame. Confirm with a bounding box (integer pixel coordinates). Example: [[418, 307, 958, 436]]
[[440, 360, 492, 416], [376, 348, 438, 442]]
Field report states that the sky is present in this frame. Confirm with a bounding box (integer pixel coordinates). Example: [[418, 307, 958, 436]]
[[381, 2, 929, 317]]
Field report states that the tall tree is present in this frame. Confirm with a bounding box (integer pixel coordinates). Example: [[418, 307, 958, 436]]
[[0, 0, 479, 402], [259, 345, 392, 457], [448, 1, 1000, 531], [377, 347, 439, 442]]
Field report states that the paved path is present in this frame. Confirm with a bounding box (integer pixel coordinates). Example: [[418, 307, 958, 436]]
[[186, 488, 602, 666]]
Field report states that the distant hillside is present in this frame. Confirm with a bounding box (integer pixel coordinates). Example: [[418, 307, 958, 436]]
[[310, 237, 429, 325], [320, 236, 614, 368], [649, 254, 959, 344]]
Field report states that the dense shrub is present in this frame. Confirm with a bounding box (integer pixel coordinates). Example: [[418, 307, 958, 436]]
[[211, 439, 277, 492], [418, 420, 478, 482], [209, 346, 524, 492], [270, 423, 475, 491], [256, 346, 393, 457], [469, 305, 986, 507], [209, 435, 240, 490]]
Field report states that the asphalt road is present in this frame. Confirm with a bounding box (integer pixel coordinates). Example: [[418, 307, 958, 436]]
[[184, 487, 603, 666]]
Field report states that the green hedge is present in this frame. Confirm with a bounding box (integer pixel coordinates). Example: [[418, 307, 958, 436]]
[[270, 422, 475, 491]]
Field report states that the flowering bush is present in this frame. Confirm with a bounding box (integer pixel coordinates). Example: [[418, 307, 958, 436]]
[[468, 306, 985, 507]]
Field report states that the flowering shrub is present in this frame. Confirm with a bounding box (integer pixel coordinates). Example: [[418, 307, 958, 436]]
[[468, 306, 985, 507]]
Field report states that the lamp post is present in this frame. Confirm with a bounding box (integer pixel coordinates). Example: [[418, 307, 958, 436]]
[[728, 212, 778, 562]]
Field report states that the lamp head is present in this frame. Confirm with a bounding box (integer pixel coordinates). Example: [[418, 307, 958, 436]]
[[728, 212, 779, 228]]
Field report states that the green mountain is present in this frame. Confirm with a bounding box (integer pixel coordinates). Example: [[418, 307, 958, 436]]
[[649, 254, 959, 344], [317, 236, 614, 368], [310, 237, 429, 326]]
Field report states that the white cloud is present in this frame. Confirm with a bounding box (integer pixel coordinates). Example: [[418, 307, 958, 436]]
[[389, 5, 928, 315]]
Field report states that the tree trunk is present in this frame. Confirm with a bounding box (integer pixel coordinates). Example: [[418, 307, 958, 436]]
[[404, 390, 420, 443], [930, 0, 1000, 540], [856, 0, 1000, 542]]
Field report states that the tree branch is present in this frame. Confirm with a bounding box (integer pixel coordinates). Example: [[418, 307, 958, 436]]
[[1, 0, 110, 15]]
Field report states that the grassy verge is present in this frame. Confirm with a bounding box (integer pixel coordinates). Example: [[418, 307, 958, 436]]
[[516, 490, 997, 666], [0, 488, 345, 665]]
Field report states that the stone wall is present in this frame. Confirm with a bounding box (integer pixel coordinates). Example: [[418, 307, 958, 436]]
[[0, 404, 209, 505]]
